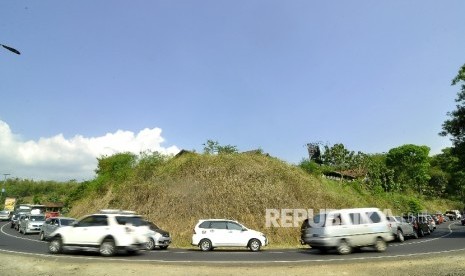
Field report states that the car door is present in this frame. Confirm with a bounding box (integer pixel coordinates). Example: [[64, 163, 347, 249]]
[[42, 218, 52, 236], [208, 221, 228, 246], [47, 218, 59, 236], [226, 221, 248, 246], [68, 215, 108, 245]]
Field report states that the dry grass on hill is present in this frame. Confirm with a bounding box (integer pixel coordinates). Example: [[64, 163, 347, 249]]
[[69, 153, 458, 247]]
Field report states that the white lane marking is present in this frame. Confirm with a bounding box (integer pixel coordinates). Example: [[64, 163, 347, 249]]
[[1, 247, 465, 264], [0, 221, 463, 264], [0, 223, 46, 243], [389, 221, 456, 247]]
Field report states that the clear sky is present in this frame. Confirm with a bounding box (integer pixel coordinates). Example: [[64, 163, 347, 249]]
[[1, 1, 464, 181]]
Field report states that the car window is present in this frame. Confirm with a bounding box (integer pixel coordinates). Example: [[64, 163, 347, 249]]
[[115, 216, 144, 226], [349, 213, 362, 225], [367, 212, 381, 223], [313, 214, 326, 227], [330, 213, 345, 225], [77, 215, 108, 227], [227, 222, 243, 230], [60, 219, 75, 226], [209, 221, 227, 229], [198, 221, 211, 229]]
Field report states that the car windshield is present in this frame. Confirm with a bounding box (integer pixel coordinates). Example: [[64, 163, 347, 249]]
[[30, 216, 45, 221]]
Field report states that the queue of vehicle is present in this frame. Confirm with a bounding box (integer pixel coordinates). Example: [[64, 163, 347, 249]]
[[0, 207, 461, 257]]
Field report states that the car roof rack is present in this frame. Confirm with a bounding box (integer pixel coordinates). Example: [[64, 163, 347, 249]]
[[98, 209, 136, 215]]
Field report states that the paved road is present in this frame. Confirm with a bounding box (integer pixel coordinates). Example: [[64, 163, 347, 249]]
[[1, 220, 464, 264]]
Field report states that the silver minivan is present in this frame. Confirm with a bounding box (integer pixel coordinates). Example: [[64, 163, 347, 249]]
[[301, 208, 394, 254]]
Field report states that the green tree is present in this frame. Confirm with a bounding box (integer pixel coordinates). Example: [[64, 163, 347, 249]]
[[321, 143, 354, 171], [440, 63, 465, 168], [427, 168, 448, 197], [95, 152, 137, 182], [386, 144, 431, 194], [365, 154, 397, 192], [135, 151, 167, 180], [202, 140, 238, 154]]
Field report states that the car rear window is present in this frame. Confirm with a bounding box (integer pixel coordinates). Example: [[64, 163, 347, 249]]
[[30, 216, 45, 221], [115, 216, 144, 226]]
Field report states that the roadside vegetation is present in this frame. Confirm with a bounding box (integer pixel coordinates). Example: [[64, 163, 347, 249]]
[[2, 63, 465, 248]]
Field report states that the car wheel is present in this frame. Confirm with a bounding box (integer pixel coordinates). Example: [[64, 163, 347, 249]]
[[49, 237, 63, 254], [39, 232, 45, 241], [248, 238, 262, 252], [145, 238, 155, 250], [337, 240, 352, 255], [397, 230, 404, 243], [374, 238, 387, 252], [199, 239, 212, 251], [159, 245, 169, 250], [99, 239, 116, 257]]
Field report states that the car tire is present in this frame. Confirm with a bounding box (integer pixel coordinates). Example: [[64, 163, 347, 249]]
[[374, 238, 387, 252], [397, 230, 404, 243], [49, 237, 63, 254], [159, 245, 169, 250], [145, 238, 156, 250], [99, 239, 116, 257], [337, 240, 352, 255], [199, 239, 212, 251], [39, 232, 45, 241], [248, 238, 262, 252]]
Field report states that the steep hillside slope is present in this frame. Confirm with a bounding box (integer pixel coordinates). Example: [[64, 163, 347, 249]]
[[69, 153, 459, 246]]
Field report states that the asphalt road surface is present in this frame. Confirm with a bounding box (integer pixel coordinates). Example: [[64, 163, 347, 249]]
[[1, 220, 464, 264]]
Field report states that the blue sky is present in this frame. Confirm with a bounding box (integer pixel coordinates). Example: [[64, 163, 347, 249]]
[[1, 1, 465, 181]]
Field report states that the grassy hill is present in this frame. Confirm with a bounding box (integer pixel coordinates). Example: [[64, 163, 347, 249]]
[[69, 152, 461, 247]]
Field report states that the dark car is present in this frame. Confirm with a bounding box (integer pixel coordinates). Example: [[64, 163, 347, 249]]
[[404, 215, 430, 237], [300, 218, 311, 246]]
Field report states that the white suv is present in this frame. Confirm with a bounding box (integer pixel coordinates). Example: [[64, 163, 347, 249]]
[[192, 219, 268, 252], [48, 210, 149, 257]]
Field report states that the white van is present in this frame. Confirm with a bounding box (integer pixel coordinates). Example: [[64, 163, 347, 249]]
[[301, 208, 393, 254]]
